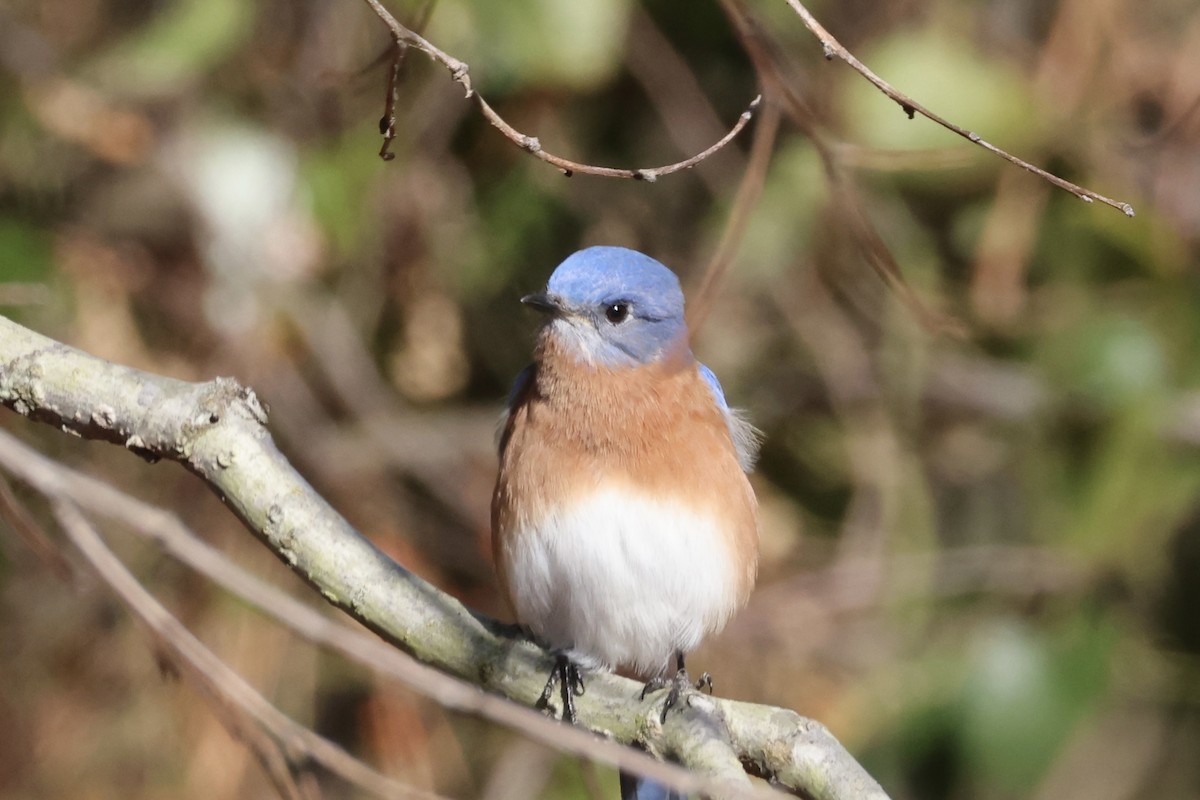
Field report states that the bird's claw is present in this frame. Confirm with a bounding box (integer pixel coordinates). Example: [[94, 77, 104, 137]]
[[643, 663, 715, 723], [640, 675, 667, 700], [537, 653, 585, 723]]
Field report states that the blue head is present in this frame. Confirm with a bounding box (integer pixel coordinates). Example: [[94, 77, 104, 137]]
[[523, 247, 689, 367]]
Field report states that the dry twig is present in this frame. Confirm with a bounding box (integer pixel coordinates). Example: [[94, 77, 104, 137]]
[[783, 0, 1136, 217], [687, 97, 782, 335], [49, 497, 444, 800], [377, 0, 438, 161], [720, 0, 966, 336], [0, 472, 74, 581], [0, 430, 728, 799], [362, 0, 760, 178]]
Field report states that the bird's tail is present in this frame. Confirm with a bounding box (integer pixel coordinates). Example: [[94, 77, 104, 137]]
[[619, 770, 687, 800]]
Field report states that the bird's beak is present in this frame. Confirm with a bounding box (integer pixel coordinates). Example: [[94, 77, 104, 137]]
[[520, 292, 563, 316]]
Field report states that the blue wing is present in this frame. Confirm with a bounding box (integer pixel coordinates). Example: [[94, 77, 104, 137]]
[[505, 364, 535, 409], [496, 364, 535, 455], [698, 363, 761, 473]]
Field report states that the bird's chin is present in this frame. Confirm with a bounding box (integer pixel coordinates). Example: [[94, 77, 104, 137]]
[[543, 322, 638, 370]]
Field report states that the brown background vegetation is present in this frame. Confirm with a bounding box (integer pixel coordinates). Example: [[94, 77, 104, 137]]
[[2, 0, 1200, 798]]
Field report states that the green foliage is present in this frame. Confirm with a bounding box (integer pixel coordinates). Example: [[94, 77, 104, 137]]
[[958, 616, 1113, 796], [432, 0, 633, 91], [0, 217, 52, 283], [841, 24, 1036, 159], [88, 0, 256, 96], [301, 125, 390, 260], [734, 140, 826, 286]]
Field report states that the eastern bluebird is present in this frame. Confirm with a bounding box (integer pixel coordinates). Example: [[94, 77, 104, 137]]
[[491, 246, 760, 799]]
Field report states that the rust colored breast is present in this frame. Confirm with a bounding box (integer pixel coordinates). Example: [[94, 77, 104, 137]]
[[492, 334, 759, 616]]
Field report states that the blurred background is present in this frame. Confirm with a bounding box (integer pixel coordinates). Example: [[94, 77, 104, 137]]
[[2, 0, 1200, 798]]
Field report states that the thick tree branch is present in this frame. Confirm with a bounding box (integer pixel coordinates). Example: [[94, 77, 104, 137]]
[[0, 315, 889, 800], [0, 429, 729, 799]]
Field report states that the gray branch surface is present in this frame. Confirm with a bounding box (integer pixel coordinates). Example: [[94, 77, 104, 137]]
[[0, 314, 890, 800]]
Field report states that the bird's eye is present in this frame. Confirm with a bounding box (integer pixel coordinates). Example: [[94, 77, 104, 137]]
[[604, 302, 630, 324]]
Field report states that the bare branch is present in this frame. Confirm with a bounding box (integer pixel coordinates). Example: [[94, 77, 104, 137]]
[[782, 0, 1136, 217], [0, 323, 718, 798], [720, 0, 966, 337], [378, 42, 402, 162], [0, 315, 889, 800], [49, 498, 444, 800], [361, 0, 759, 179], [475, 94, 762, 181], [361, 0, 472, 95], [687, 96, 781, 335], [0, 472, 75, 582], [0, 427, 713, 796], [377, 0, 437, 162]]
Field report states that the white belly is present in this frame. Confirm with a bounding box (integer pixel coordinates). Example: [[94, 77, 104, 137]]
[[503, 484, 743, 678]]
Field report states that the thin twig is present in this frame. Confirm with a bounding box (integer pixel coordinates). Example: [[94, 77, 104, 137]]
[[362, 0, 759, 178], [833, 178, 969, 337], [378, 43, 402, 161], [361, 0, 472, 94], [720, 0, 965, 336], [0, 472, 75, 582], [782, 0, 1135, 217], [0, 428, 778, 800], [378, 0, 438, 161], [473, 93, 761, 181], [626, 7, 744, 194], [50, 497, 444, 800], [687, 96, 781, 335]]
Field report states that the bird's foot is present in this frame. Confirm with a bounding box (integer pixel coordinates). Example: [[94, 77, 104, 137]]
[[537, 652, 586, 723], [642, 653, 715, 723], [639, 674, 668, 700]]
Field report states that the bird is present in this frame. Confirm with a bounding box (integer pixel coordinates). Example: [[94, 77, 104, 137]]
[[491, 245, 760, 799]]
